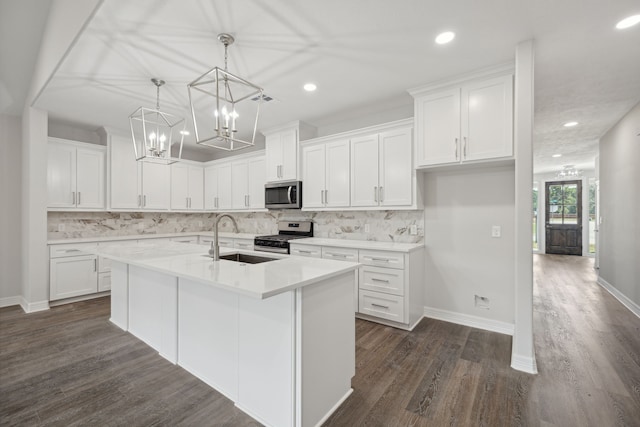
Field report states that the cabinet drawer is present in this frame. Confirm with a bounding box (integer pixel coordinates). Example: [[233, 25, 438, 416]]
[[98, 272, 111, 292], [172, 236, 199, 244], [359, 250, 404, 269], [234, 239, 254, 250], [360, 266, 404, 296], [359, 290, 404, 323], [218, 238, 234, 248], [98, 256, 112, 273], [322, 247, 359, 261], [199, 236, 214, 245], [49, 243, 97, 258], [290, 245, 322, 258]]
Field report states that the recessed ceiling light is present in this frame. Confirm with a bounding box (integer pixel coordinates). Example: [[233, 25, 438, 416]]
[[552, 153, 562, 158], [563, 121, 578, 127], [616, 14, 640, 29], [435, 31, 455, 45], [303, 83, 317, 92]]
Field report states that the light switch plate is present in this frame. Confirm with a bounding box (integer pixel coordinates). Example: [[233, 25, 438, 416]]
[[410, 224, 418, 235], [491, 225, 501, 238], [364, 224, 370, 233]]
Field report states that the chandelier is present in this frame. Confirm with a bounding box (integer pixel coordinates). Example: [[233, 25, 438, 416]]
[[187, 33, 263, 151], [129, 78, 185, 164], [555, 165, 582, 180]]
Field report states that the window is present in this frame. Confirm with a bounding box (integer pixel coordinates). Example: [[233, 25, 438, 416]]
[[548, 183, 578, 224], [589, 178, 597, 254]]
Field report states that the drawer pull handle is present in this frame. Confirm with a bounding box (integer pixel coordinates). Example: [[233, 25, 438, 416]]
[[298, 250, 312, 254], [371, 278, 390, 283], [369, 257, 390, 262], [64, 249, 81, 253], [371, 303, 390, 309], [329, 253, 347, 258]]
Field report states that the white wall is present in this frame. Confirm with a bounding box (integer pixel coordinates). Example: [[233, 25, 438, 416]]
[[598, 102, 640, 310], [48, 119, 101, 144], [422, 165, 516, 329], [0, 115, 23, 306]]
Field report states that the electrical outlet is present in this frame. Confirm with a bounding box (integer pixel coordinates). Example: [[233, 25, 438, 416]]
[[475, 295, 490, 309], [491, 225, 501, 238], [58, 224, 65, 232], [364, 224, 370, 233], [410, 224, 418, 235]]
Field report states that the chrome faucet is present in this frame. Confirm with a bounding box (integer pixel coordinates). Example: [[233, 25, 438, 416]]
[[210, 214, 238, 261]]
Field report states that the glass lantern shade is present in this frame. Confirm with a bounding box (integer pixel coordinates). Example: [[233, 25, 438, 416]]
[[129, 107, 185, 164], [188, 67, 263, 151]]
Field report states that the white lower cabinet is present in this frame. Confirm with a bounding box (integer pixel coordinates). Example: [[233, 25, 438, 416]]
[[49, 243, 99, 301], [291, 241, 424, 329]]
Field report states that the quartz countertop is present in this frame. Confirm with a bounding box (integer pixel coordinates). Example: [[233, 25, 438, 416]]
[[92, 241, 359, 299], [48, 231, 259, 245], [290, 237, 424, 253]]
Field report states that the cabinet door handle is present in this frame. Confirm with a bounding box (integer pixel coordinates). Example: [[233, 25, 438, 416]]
[[379, 187, 383, 203], [143, 195, 146, 207], [78, 192, 81, 205], [371, 277, 390, 283], [463, 137, 467, 158], [138, 195, 141, 207], [325, 189, 328, 205], [455, 137, 458, 160], [246, 195, 250, 207], [94, 259, 97, 272], [374, 186, 378, 202], [72, 192, 76, 205], [186, 197, 189, 208], [371, 303, 390, 309], [215, 197, 218, 208]]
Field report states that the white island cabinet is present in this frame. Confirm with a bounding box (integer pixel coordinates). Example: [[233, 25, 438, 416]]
[[98, 241, 357, 427]]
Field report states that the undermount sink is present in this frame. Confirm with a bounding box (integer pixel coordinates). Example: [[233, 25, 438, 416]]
[[203, 253, 277, 264]]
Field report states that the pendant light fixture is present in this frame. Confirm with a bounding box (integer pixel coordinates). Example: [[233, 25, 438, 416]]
[[129, 78, 185, 164], [188, 33, 263, 151], [555, 165, 582, 180]]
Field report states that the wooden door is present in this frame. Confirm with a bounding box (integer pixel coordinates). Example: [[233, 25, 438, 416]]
[[545, 180, 582, 255]]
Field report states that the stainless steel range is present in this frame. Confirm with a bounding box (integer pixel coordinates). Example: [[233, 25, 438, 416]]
[[254, 221, 313, 254]]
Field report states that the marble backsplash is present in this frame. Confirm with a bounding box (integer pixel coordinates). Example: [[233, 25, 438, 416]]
[[48, 210, 424, 243]]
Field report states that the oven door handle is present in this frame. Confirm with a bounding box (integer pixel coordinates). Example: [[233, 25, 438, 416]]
[[287, 186, 293, 204]]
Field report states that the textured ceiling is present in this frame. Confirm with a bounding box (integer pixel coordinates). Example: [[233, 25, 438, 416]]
[[3, 0, 640, 172]]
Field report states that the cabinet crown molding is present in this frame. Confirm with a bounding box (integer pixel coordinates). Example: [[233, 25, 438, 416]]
[[301, 118, 413, 146], [202, 149, 265, 168], [408, 62, 515, 98], [260, 120, 316, 137], [48, 136, 107, 150]]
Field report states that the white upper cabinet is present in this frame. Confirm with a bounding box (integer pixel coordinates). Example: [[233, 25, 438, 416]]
[[204, 163, 232, 211], [141, 162, 170, 210], [351, 126, 413, 208], [411, 70, 513, 168], [204, 153, 265, 212], [461, 75, 513, 162], [414, 89, 460, 166], [109, 134, 140, 209], [47, 138, 105, 210], [350, 134, 380, 207], [379, 127, 413, 207], [247, 156, 265, 209], [171, 163, 204, 210], [231, 159, 249, 209], [263, 121, 316, 182], [108, 132, 170, 210], [302, 119, 417, 211], [302, 139, 350, 209]]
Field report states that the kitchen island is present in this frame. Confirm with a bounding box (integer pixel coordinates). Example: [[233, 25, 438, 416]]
[[94, 241, 359, 427]]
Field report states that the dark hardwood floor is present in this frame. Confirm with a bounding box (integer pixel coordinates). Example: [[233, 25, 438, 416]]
[[1, 254, 639, 426]]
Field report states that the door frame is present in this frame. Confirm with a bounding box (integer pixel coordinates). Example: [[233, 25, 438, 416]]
[[544, 179, 583, 255]]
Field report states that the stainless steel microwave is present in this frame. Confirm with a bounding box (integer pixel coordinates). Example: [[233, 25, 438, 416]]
[[264, 181, 302, 209]]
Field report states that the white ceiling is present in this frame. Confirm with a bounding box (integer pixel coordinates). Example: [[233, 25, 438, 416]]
[[3, 0, 640, 172]]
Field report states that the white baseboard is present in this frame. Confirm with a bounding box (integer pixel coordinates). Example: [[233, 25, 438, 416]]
[[19, 298, 50, 313], [597, 276, 640, 319], [0, 295, 22, 308], [511, 353, 538, 374], [423, 306, 515, 336]]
